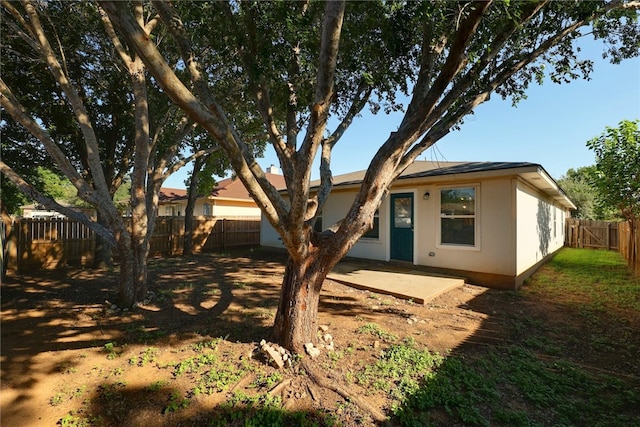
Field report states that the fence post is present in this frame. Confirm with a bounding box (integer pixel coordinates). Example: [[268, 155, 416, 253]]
[[169, 217, 174, 256], [221, 219, 226, 250], [6, 219, 18, 272], [17, 219, 25, 272], [577, 225, 582, 248]]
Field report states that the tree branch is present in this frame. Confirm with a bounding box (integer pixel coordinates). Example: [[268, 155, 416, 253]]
[[164, 147, 222, 181], [0, 79, 98, 203], [0, 161, 117, 247], [150, 0, 288, 213], [225, 2, 295, 187], [100, 0, 291, 242], [419, 2, 548, 137], [98, 5, 133, 65], [21, 0, 112, 200], [316, 78, 373, 211], [288, 0, 345, 250], [1, 1, 41, 53], [399, 1, 491, 141]]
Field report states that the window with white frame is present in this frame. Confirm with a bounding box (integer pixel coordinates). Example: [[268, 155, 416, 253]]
[[203, 203, 212, 216], [440, 186, 477, 246], [362, 209, 380, 239]]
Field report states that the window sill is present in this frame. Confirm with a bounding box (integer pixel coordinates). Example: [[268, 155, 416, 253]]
[[436, 243, 481, 252]]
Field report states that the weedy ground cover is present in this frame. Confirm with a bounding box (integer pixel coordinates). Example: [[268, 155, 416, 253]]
[[392, 248, 640, 426], [1, 248, 638, 426]]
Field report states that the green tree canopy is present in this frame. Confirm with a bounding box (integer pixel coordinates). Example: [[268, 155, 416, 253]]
[[587, 119, 640, 222], [0, 1, 229, 305], [100, 0, 640, 357], [557, 166, 598, 220]]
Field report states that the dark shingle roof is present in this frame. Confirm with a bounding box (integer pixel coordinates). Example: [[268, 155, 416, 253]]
[[311, 161, 540, 189], [159, 173, 286, 202], [399, 161, 538, 180], [311, 160, 574, 210]]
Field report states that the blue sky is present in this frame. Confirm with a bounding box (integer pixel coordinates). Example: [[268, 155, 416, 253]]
[[163, 38, 640, 188]]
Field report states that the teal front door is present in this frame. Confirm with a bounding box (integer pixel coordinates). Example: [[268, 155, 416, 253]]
[[390, 193, 414, 262]]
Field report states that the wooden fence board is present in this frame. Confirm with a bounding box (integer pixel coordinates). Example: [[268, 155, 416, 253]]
[[14, 219, 96, 270], [565, 218, 619, 250], [7, 216, 260, 271], [618, 220, 639, 275], [566, 218, 639, 275]]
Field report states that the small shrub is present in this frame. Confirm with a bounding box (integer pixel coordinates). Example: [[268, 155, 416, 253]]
[[356, 322, 398, 341], [145, 380, 169, 392], [164, 390, 190, 414]]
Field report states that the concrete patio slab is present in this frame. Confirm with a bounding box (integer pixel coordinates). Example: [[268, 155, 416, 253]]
[[327, 261, 465, 305]]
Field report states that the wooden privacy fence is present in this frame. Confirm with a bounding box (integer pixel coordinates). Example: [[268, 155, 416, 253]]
[[565, 218, 619, 250], [618, 220, 639, 275], [10, 218, 96, 270], [565, 218, 639, 275], [5, 216, 260, 272], [146, 217, 261, 256]]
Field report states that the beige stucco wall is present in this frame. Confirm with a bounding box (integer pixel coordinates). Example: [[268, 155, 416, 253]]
[[411, 178, 515, 277], [260, 191, 390, 256], [162, 199, 260, 218], [209, 199, 260, 217], [260, 177, 517, 277], [259, 175, 569, 288], [515, 180, 566, 276], [260, 214, 284, 247]]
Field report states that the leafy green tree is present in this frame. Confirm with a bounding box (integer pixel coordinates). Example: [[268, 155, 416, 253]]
[[587, 119, 639, 267], [557, 166, 598, 219], [1, 182, 29, 216], [36, 168, 82, 205], [587, 120, 640, 221], [101, 1, 639, 355], [0, 1, 220, 305]]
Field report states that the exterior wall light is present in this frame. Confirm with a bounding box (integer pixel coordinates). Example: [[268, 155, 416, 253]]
[[423, 192, 430, 200]]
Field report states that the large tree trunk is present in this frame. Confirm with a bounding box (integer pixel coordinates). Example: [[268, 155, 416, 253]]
[[132, 242, 148, 301], [93, 211, 114, 268], [128, 56, 151, 303], [1, 206, 12, 279], [115, 232, 136, 307], [183, 156, 203, 255], [629, 218, 638, 275], [272, 247, 340, 352]]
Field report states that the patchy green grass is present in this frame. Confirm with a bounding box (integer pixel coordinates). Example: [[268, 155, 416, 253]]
[[355, 322, 398, 342], [5, 248, 638, 427], [355, 338, 444, 401], [391, 248, 640, 426], [525, 248, 640, 315], [210, 391, 334, 427], [394, 344, 639, 426]]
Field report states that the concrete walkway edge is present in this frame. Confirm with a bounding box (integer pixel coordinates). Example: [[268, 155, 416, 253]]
[[328, 261, 465, 305]]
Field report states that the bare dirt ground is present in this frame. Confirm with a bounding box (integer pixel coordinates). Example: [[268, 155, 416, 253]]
[[1, 248, 638, 426]]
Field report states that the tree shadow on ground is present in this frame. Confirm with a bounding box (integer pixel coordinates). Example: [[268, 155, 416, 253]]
[[78, 383, 336, 427], [389, 282, 640, 426], [0, 249, 367, 425], [5, 248, 637, 426]]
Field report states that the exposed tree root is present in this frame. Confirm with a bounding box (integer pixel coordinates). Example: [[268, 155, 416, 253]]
[[301, 358, 387, 423]]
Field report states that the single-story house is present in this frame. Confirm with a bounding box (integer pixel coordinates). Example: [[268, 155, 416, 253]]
[[20, 202, 95, 219], [159, 166, 286, 218], [260, 161, 575, 290]]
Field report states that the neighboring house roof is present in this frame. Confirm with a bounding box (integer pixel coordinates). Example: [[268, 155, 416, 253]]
[[159, 188, 187, 202], [207, 173, 286, 201], [159, 173, 287, 202], [309, 161, 576, 210], [20, 202, 96, 218], [309, 161, 465, 187]]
